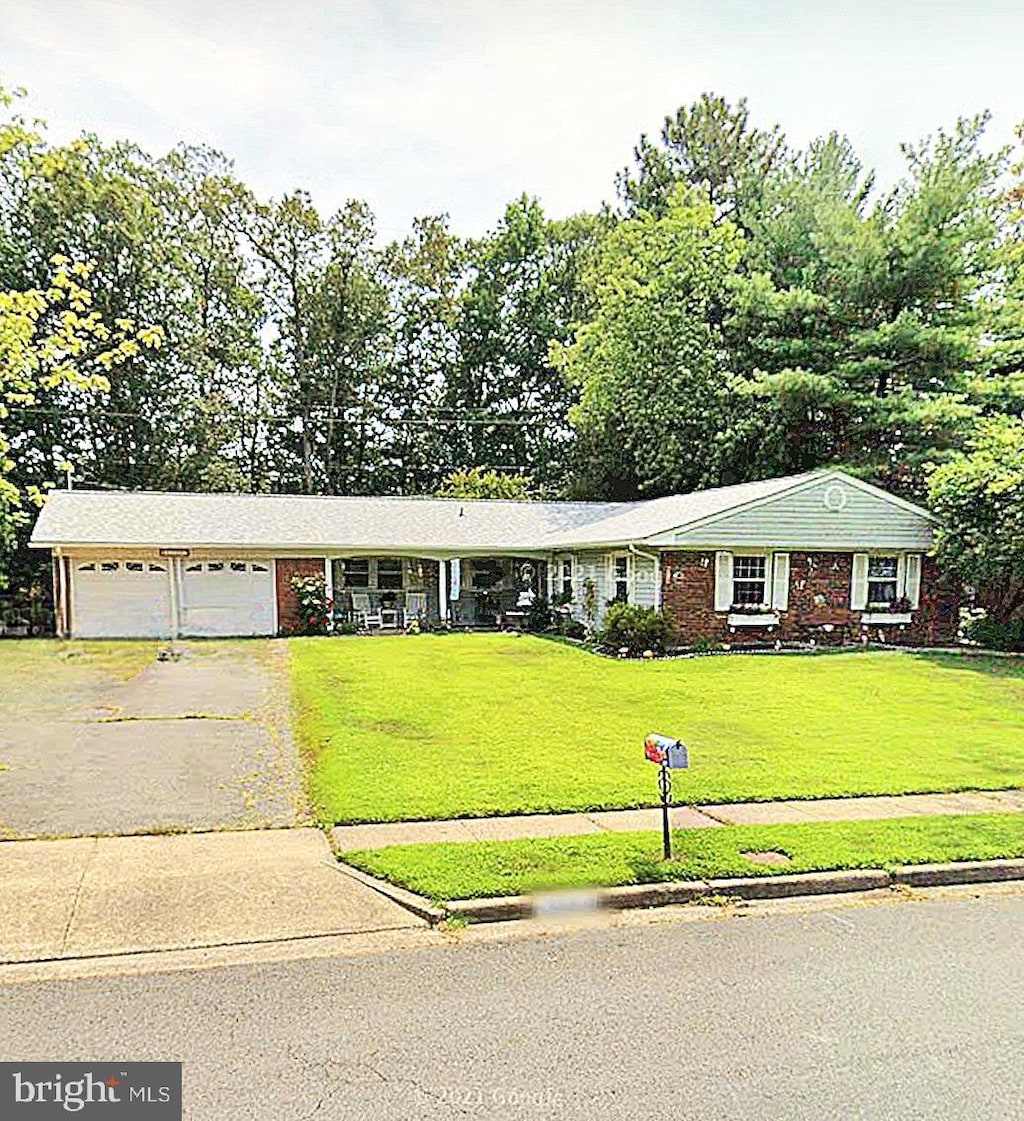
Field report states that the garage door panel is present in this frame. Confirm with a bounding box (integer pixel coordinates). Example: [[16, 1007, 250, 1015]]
[[73, 560, 172, 639], [180, 560, 275, 637]]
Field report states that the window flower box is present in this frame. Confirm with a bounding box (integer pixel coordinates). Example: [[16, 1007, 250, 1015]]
[[727, 611, 780, 628], [861, 612, 912, 625]]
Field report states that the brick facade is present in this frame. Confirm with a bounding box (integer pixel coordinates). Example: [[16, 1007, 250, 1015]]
[[275, 557, 326, 634], [661, 551, 959, 648]]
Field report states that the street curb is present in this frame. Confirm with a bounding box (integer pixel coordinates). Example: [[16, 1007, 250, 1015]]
[[890, 857, 1024, 887], [332, 861, 447, 925], [438, 859, 1024, 924]]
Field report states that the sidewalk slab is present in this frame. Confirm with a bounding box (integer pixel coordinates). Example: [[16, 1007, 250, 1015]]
[[0, 837, 95, 961], [329, 788, 1024, 852], [0, 828, 422, 965]]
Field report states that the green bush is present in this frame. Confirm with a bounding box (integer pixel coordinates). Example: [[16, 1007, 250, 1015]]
[[290, 573, 332, 635], [598, 603, 676, 655], [966, 613, 1024, 652], [524, 596, 553, 633]]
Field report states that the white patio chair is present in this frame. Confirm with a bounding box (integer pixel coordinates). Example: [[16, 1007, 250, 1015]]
[[405, 592, 428, 621], [351, 593, 384, 630]]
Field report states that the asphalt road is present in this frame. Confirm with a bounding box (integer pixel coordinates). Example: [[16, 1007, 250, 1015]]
[[3, 892, 1024, 1120]]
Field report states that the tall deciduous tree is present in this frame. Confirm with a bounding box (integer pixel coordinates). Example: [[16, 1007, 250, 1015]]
[[553, 188, 743, 498]]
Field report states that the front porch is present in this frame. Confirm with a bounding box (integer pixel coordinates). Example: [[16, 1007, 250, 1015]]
[[329, 555, 548, 631]]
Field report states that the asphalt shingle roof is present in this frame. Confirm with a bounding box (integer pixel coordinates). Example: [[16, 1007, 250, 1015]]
[[28, 471, 843, 553]]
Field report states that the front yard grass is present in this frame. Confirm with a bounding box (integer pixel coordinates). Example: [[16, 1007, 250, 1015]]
[[343, 813, 1024, 900], [292, 634, 1024, 824]]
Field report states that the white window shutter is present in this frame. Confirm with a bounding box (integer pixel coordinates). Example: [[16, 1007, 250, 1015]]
[[905, 554, 922, 609], [771, 552, 790, 611], [851, 553, 869, 611], [714, 551, 732, 611]]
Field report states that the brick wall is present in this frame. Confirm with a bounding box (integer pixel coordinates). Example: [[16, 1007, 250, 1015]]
[[275, 557, 325, 634], [661, 551, 959, 648]]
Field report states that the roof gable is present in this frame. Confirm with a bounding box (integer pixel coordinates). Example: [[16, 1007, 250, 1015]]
[[646, 471, 936, 550]]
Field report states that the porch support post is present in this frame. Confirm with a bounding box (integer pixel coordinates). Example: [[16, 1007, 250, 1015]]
[[324, 557, 334, 631], [54, 548, 67, 638], [167, 557, 181, 640], [439, 559, 449, 625]]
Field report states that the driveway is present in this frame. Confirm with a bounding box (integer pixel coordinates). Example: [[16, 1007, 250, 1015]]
[[0, 641, 306, 838]]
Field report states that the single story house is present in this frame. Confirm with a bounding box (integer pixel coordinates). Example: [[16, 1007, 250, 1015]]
[[29, 468, 959, 646]]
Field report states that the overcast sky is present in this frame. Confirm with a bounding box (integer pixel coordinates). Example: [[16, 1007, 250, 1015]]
[[2, 0, 1022, 240]]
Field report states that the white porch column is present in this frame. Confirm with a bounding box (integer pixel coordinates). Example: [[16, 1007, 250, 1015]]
[[439, 559, 449, 624], [324, 557, 334, 631], [167, 557, 181, 639]]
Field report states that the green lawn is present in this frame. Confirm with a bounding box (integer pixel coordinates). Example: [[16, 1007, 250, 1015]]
[[344, 813, 1024, 900], [291, 634, 1024, 824]]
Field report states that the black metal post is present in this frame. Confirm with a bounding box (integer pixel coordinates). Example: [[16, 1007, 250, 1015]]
[[658, 761, 672, 861]]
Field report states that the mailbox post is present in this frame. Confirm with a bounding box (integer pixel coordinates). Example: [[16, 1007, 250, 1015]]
[[644, 733, 689, 861]]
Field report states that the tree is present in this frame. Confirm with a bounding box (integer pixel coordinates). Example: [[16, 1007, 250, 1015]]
[[725, 116, 1005, 496], [929, 416, 1024, 645], [0, 258, 162, 582], [553, 188, 743, 498], [446, 197, 603, 493], [435, 468, 533, 500], [617, 93, 786, 227]]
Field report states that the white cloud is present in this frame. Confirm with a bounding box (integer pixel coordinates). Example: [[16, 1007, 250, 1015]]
[[1, 0, 1021, 240]]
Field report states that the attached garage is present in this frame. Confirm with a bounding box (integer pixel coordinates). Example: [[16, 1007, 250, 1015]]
[[72, 559, 173, 639], [179, 560, 275, 637]]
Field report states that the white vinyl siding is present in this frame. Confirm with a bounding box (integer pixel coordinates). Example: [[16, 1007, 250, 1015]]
[[668, 476, 934, 551], [631, 553, 657, 608]]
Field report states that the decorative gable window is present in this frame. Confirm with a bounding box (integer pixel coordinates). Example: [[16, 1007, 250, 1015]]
[[732, 555, 768, 606]]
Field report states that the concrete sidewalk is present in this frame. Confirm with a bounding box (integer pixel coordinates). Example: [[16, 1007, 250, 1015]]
[[332, 788, 1024, 851], [0, 828, 422, 965]]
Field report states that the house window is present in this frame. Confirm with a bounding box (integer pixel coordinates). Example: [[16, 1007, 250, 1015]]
[[732, 555, 768, 606], [207, 562, 224, 572], [558, 556, 574, 599], [343, 558, 370, 588], [867, 556, 899, 607], [611, 555, 629, 603], [471, 559, 503, 590], [125, 562, 144, 572], [230, 562, 247, 572], [377, 557, 404, 590]]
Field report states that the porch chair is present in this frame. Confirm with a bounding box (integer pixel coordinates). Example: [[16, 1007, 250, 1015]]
[[350, 593, 384, 630], [405, 591, 428, 622]]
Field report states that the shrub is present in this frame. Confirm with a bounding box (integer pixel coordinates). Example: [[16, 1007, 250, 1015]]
[[524, 596, 553, 633], [965, 613, 1024, 652], [598, 603, 676, 656], [290, 573, 332, 635]]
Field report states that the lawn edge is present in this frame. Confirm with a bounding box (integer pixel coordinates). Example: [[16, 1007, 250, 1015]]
[[337, 857, 1024, 926], [450, 858, 1024, 923]]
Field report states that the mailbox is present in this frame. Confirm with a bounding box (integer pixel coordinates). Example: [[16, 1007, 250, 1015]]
[[644, 733, 689, 770]]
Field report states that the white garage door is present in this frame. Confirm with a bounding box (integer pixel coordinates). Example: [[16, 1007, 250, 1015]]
[[180, 560, 275, 637], [72, 559, 172, 638]]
